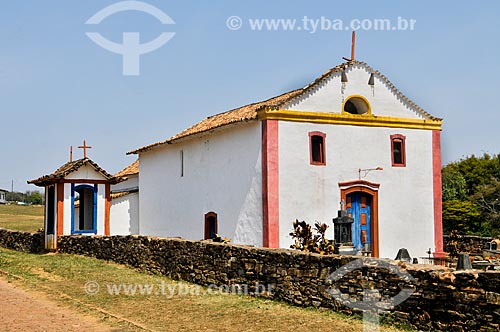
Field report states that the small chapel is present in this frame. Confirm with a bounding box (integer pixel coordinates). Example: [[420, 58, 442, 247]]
[[29, 35, 445, 259], [28, 142, 138, 249]]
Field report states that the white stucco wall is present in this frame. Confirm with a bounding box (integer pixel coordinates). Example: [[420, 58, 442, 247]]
[[285, 64, 425, 119], [65, 165, 107, 180], [138, 122, 263, 246], [278, 121, 435, 258], [112, 174, 139, 192], [110, 192, 139, 235]]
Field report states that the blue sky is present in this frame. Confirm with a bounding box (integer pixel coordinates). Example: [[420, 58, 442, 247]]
[[1, 1, 499, 192]]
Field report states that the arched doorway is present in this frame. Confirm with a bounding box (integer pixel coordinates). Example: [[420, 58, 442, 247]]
[[339, 180, 379, 257], [204, 212, 218, 240]]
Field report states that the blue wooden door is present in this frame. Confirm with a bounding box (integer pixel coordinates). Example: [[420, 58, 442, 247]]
[[346, 192, 371, 252]]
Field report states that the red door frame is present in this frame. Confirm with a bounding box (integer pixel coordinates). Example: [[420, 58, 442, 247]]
[[339, 180, 380, 258]]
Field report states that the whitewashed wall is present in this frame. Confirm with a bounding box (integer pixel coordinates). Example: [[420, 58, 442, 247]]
[[112, 174, 139, 192], [139, 122, 263, 246], [278, 121, 435, 258], [110, 192, 139, 235], [286, 64, 425, 119]]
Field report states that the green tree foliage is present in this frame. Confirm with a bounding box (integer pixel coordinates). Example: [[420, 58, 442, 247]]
[[27, 191, 43, 205], [442, 153, 500, 236], [289, 220, 335, 255], [442, 165, 467, 201], [470, 179, 500, 236], [442, 200, 480, 234], [5, 191, 44, 205], [454, 154, 500, 195]]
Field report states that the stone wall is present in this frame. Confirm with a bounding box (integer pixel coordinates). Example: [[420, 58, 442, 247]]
[[57, 235, 500, 331], [444, 235, 493, 255], [0, 228, 44, 253]]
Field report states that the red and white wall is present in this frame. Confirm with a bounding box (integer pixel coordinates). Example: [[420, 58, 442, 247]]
[[277, 121, 436, 258]]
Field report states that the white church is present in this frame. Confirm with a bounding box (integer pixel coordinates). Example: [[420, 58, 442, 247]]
[[29, 59, 445, 259]]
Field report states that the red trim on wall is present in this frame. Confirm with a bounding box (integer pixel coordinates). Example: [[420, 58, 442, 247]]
[[390, 134, 406, 167], [432, 130, 445, 258], [262, 120, 280, 248], [104, 184, 111, 236], [309, 131, 326, 166], [339, 180, 380, 190], [57, 183, 64, 236]]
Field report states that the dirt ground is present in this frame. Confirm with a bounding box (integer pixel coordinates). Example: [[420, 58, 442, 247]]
[[0, 278, 119, 332]]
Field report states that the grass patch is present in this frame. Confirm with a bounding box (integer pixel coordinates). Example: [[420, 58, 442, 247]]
[[0, 204, 44, 232], [0, 248, 412, 332]]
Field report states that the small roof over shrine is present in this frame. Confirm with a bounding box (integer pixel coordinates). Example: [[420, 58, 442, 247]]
[[28, 158, 126, 187]]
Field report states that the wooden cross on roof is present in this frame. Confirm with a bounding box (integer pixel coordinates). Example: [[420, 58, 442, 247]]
[[342, 31, 356, 62], [78, 140, 92, 158]]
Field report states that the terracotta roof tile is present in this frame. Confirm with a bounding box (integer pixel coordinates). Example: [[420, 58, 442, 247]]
[[111, 189, 138, 199], [115, 160, 139, 177], [128, 61, 439, 155], [28, 158, 126, 186]]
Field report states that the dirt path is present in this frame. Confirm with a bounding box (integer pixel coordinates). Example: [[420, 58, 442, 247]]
[[0, 278, 119, 332]]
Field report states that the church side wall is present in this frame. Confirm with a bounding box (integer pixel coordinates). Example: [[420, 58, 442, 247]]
[[110, 193, 139, 235], [138, 122, 263, 246], [112, 175, 139, 192], [278, 121, 435, 259]]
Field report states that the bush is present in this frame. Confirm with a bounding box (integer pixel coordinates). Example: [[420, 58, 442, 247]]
[[289, 220, 335, 255]]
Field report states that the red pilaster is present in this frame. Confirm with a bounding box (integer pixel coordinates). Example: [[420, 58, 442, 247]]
[[104, 183, 111, 236], [432, 130, 445, 257], [262, 120, 280, 248]]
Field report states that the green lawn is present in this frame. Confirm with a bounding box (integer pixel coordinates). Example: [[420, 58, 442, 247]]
[[0, 248, 412, 332], [0, 204, 44, 232]]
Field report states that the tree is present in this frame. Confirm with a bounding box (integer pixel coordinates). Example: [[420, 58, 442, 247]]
[[442, 200, 480, 235], [27, 191, 43, 205], [455, 153, 500, 195], [4, 190, 44, 204], [442, 164, 467, 201], [442, 153, 500, 236], [471, 179, 500, 236]]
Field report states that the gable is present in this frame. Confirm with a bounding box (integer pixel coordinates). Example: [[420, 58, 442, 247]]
[[28, 158, 125, 186], [284, 64, 424, 119], [129, 60, 440, 155], [65, 164, 107, 181]]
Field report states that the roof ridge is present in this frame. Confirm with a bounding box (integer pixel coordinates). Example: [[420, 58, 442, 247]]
[[28, 157, 125, 186], [128, 60, 439, 155]]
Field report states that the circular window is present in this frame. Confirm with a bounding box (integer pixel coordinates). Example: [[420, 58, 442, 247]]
[[343, 96, 371, 115]]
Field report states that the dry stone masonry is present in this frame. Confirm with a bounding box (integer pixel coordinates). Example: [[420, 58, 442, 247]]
[[0, 228, 44, 253], [56, 235, 500, 332], [0, 229, 499, 331]]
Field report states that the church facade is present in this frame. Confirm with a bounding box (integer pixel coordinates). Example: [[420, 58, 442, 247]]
[[127, 60, 444, 259]]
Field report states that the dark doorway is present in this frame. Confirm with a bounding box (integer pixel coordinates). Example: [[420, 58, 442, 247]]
[[46, 186, 55, 235], [204, 212, 218, 240]]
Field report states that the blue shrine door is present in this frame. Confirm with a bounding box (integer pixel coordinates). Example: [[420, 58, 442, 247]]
[[346, 192, 372, 252]]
